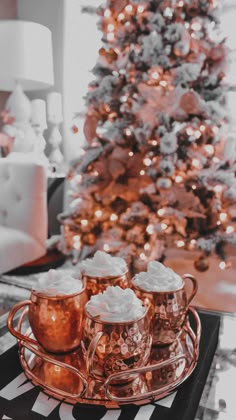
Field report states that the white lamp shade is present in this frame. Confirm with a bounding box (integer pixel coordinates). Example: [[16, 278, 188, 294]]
[[0, 20, 54, 91]]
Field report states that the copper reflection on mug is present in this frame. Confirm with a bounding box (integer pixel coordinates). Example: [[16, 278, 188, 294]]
[[8, 285, 88, 354], [81, 270, 130, 298], [81, 304, 152, 384], [132, 274, 198, 346]]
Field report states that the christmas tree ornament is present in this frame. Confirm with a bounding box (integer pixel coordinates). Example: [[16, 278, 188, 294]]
[[194, 255, 209, 272]]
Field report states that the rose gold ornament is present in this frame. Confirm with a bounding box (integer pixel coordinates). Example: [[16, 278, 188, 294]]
[[194, 255, 209, 272], [179, 91, 202, 115]]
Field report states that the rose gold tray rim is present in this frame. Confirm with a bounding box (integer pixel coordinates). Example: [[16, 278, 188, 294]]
[[15, 306, 201, 408]]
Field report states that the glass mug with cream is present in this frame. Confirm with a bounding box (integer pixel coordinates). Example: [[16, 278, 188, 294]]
[[132, 261, 198, 345], [80, 251, 130, 297], [7, 269, 88, 353], [81, 286, 152, 383]]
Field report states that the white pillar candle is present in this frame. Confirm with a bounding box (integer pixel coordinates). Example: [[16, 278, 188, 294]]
[[47, 91, 63, 124], [31, 99, 47, 129]]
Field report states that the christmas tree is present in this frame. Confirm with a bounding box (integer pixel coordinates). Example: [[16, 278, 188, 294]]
[[59, 0, 236, 274]]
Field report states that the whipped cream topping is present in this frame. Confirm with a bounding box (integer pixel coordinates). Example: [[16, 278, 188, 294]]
[[35, 269, 83, 296], [80, 250, 127, 277], [86, 286, 145, 322], [133, 261, 182, 292]]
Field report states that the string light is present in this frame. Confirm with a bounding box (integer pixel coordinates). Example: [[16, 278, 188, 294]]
[[144, 243, 150, 250], [125, 4, 133, 13], [73, 235, 81, 250], [140, 169, 145, 175], [192, 159, 201, 168], [117, 13, 125, 21], [226, 226, 234, 234], [95, 210, 103, 218], [81, 219, 88, 226], [204, 145, 214, 155], [129, 151, 134, 156], [178, 0, 184, 6], [164, 7, 173, 18], [140, 252, 147, 260], [192, 185, 197, 190], [214, 185, 223, 193], [219, 261, 226, 270], [146, 224, 154, 234], [213, 157, 220, 163], [151, 71, 159, 80], [103, 244, 110, 251], [107, 33, 115, 41], [189, 239, 197, 250], [160, 80, 167, 87], [152, 140, 157, 146], [176, 240, 185, 248], [157, 208, 165, 216], [104, 9, 111, 18], [219, 212, 227, 222], [191, 22, 202, 31], [120, 95, 128, 102], [200, 125, 206, 132], [107, 23, 115, 32], [186, 127, 194, 136], [143, 158, 152, 166], [125, 128, 132, 136], [110, 213, 118, 221], [137, 5, 145, 13], [175, 175, 183, 183], [161, 223, 168, 230], [194, 130, 201, 139]]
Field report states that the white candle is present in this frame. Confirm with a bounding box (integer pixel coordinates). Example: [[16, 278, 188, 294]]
[[47, 92, 63, 124], [31, 99, 47, 129]]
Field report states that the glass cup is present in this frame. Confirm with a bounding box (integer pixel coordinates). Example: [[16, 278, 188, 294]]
[[7, 285, 88, 354], [81, 270, 131, 298], [131, 274, 198, 346], [81, 303, 152, 384]]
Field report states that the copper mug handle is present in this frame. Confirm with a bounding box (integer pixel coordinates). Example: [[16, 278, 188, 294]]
[[183, 274, 198, 307], [7, 300, 38, 346], [85, 331, 104, 379]]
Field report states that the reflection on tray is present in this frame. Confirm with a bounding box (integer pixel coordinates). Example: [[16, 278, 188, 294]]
[[16, 307, 201, 408]]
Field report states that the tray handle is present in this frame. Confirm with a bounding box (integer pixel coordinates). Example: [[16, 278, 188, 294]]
[[104, 354, 187, 403], [184, 306, 201, 361], [19, 340, 87, 399], [105, 307, 201, 403], [7, 300, 38, 347]]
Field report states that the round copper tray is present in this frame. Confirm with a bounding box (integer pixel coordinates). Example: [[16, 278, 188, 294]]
[[14, 306, 201, 408]]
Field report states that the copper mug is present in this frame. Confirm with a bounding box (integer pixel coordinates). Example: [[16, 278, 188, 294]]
[[81, 270, 130, 298], [132, 274, 198, 346], [81, 304, 152, 384], [7, 285, 88, 354]]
